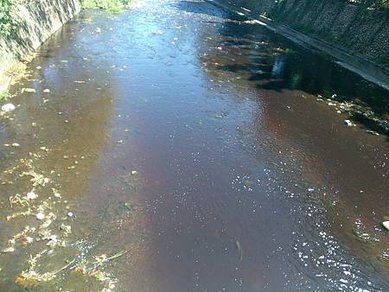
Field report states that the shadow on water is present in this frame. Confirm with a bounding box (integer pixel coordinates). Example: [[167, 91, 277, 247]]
[[198, 6, 389, 288], [212, 20, 389, 136]]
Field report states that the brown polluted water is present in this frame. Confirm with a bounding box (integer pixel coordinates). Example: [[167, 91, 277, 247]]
[[1, 0, 389, 291]]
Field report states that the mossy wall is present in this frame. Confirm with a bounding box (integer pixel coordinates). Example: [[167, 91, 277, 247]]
[[0, 0, 81, 77], [214, 0, 389, 68]]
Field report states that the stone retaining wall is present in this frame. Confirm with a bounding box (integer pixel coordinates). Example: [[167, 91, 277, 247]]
[[0, 0, 81, 85], [212, 0, 389, 70]]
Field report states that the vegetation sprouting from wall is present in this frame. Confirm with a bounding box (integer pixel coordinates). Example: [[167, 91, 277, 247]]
[[0, 0, 15, 37]]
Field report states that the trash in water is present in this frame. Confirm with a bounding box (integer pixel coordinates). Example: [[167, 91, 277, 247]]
[[22, 88, 36, 93], [344, 119, 354, 127], [1, 103, 16, 112], [26, 191, 38, 200], [36, 212, 45, 221]]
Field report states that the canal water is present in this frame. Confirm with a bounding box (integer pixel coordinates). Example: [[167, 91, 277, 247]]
[[1, 0, 389, 291]]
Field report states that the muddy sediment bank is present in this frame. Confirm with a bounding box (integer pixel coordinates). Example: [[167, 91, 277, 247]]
[[0, 0, 81, 89]]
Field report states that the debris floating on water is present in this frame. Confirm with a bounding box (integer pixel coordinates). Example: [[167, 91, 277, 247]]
[[9, 194, 29, 207], [1, 103, 16, 112], [23, 170, 50, 187], [25, 237, 34, 244], [344, 119, 354, 127], [46, 235, 58, 248], [235, 240, 244, 262], [26, 191, 38, 200], [60, 223, 71, 234], [35, 212, 45, 221], [366, 130, 379, 136], [23, 88, 36, 93], [2, 246, 15, 253]]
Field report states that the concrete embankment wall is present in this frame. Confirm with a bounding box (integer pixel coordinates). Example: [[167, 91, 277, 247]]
[[211, 0, 389, 80], [0, 0, 81, 85]]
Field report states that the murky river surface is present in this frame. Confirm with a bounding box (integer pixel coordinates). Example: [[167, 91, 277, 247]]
[[1, 0, 389, 291]]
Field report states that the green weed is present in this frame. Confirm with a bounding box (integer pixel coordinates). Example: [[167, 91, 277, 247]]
[[0, 91, 10, 101], [81, 0, 132, 13], [0, 0, 16, 37]]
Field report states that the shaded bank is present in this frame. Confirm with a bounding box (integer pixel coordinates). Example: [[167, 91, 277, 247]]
[[209, 0, 389, 68], [207, 0, 389, 91], [205, 0, 389, 134]]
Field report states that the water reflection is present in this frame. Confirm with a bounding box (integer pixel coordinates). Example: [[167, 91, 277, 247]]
[[210, 19, 389, 134], [271, 55, 286, 79], [199, 4, 389, 290]]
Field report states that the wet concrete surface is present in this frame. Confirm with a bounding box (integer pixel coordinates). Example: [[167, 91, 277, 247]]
[[1, 0, 389, 291]]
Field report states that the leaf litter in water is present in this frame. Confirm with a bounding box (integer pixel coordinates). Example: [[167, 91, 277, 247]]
[[1, 148, 142, 291]]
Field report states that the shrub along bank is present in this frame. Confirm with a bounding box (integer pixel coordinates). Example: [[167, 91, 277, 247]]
[[81, 0, 132, 13]]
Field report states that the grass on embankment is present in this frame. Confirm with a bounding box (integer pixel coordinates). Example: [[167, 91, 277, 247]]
[[0, 91, 10, 101], [81, 0, 132, 13]]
